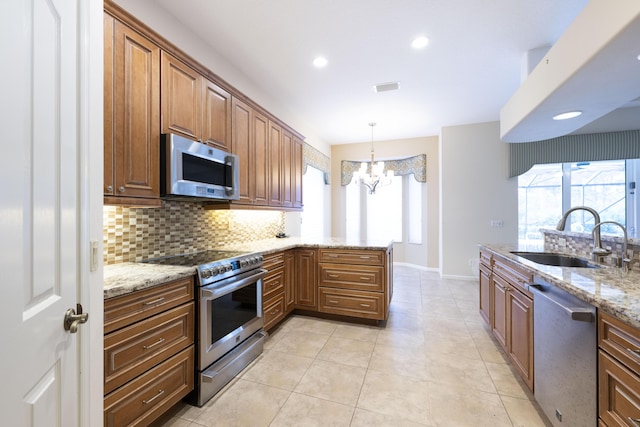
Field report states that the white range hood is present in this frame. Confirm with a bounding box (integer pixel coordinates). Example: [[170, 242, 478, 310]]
[[500, 0, 640, 143]]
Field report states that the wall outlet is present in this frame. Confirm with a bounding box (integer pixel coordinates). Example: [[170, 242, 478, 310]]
[[558, 237, 566, 248], [490, 220, 504, 228]]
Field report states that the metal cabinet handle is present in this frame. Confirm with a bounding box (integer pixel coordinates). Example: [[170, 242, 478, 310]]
[[360, 277, 371, 281], [626, 348, 640, 356], [328, 300, 339, 304], [359, 304, 370, 308], [118, 186, 125, 193], [106, 185, 113, 192], [142, 389, 165, 405], [628, 417, 640, 427], [142, 337, 165, 350], [143, 297, 165, 306], [359, 256, 371, 259], [328, 274, 340, 278]]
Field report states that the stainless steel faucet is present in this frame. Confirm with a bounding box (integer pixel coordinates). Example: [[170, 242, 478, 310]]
[[556, 206, 609, 258], [593, 221, 631, 270]]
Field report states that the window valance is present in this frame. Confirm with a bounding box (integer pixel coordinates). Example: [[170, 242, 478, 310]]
[[303, 142, 331, 184], [341, 154, 426, 186], [509, 130, 640, 177]]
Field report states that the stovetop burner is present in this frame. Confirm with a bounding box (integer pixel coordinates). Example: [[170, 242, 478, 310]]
[[143, 249, 264, 286], [143, 250, 251, 267]]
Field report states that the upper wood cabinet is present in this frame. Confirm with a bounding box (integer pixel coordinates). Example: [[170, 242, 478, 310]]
[[281, 130, 293, 208], [161, 52, 232, 151], [231, 97, 268, 206], [293, 137, 304, 209], [202, 78, 232, 151], [268, 120, 283, 207], [104, 13, 160, 206], [161, 52, 202, 141]]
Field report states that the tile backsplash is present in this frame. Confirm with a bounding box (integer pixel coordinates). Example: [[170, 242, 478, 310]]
[[103, 201, 284, 265]]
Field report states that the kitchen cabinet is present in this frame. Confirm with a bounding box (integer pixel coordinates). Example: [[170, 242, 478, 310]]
[[478, 249, 492, 325], [483, 252, 534, 391], [262, 251, 286, 331], [293, 137, 304, 209], [598, 311, 640, 426], [280, 129, 293, 208], [161, 52, 201, 141], [317, 248, 392, 321], [104, 14, 160, 206], [268, 120, 283, 207], [103, 276, 195, 426], [231, 97, 269, 206], [161, 52, 232, 151], [284, 250, 295, 312], [294, 249, 318, 309]]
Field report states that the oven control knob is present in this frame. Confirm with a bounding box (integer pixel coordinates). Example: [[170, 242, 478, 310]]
[[240, 260, 248, 267], [212, 266, 222, 276], [224, 264, 232, 272], [201, 269, 211, 279]]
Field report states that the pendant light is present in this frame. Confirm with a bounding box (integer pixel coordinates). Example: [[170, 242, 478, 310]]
[[352, 123, 394, 194]]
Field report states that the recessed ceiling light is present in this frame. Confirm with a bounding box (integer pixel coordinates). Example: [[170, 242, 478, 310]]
[[313, 56, 328, 68], [411, 36, 429, 49], [552, 111, 583, 120]]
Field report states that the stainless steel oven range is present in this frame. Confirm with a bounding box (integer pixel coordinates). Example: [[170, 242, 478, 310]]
[[144, 250, 267, 406]]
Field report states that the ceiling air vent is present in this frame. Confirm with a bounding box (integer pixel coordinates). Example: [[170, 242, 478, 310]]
[[373, 81, 400, 93]]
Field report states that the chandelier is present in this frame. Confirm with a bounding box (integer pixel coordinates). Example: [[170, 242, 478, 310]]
[[352, 123, 394, 194]]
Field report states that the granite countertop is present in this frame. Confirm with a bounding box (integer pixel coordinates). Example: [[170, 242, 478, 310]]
[[480, 243, 640, 329], [104, 238, 394, 299]]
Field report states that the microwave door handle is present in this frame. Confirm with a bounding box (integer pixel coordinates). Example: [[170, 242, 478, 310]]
[[201, 268, 267, 301]]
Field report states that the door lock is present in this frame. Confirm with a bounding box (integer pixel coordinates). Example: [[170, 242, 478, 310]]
[[64, 303, 88, 333]]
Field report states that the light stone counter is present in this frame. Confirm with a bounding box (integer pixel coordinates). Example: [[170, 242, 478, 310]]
[[104, 262, 196, 299], [104, 238, 393, 299], [480, 243, 640, 329]]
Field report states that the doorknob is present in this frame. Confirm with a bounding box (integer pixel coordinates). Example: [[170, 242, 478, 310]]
[[64, 303, 88, 333]]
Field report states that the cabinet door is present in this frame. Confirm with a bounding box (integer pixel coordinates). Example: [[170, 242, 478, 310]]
[[284, 251, 295, 312], [491, 274, 508, 351], [508, 288, 534, 390], [253, 111, 269, 205], [599, 349, 640, 427], [202, 78, 231, 150], [295, 249, 317, 308], [231, 97, 253, 205], [161, 52, 201, 141], [281, 130, 293, 208], [104, 13, 115, 196], [268, 121, 282, 206], [113, 21, 160, 199], [479, 263, 491, 326], [293, 137, 304, 209]]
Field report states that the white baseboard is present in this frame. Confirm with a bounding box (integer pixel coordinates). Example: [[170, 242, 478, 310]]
[[441, 274, 478, 281], [393, 262, 438, 273]]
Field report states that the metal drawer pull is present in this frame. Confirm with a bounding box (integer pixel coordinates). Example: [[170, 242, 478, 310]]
[[626, 348, 640, 356], [360, 277, 371, 281], [328, 254, 338, 257], [143, 297, 165, 306], [142, 389, 164, 405], [359, 304, 370, 308], [328, 274, 340, 278], [628, 417, 640, 427], [328, 300, 339, 304], [142, 338, 165, 350], [359, 256, 371, 259]]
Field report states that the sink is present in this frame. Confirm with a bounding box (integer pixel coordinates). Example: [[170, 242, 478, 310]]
[[510, 252, 601, 268]]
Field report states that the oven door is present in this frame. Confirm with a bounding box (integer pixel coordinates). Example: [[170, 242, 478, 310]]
[[199, 267, 266, 370]]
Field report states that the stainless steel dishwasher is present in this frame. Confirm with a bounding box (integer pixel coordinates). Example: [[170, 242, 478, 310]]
[[530, 276, 597, 427]]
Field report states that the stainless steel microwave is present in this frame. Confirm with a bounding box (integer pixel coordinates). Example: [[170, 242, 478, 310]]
[[160, 133, 240, 201]]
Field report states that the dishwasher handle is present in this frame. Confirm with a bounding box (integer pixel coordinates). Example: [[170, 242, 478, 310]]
[[529, 283, 594, 323]]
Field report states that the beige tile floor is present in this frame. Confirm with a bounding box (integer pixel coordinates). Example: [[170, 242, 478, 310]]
[[153, 266, 551, 427]]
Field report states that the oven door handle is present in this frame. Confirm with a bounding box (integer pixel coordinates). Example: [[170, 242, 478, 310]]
[[201, 268, 267, 300]]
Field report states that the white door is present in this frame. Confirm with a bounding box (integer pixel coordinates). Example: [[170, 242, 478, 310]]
[[0, 0, 103, 425]]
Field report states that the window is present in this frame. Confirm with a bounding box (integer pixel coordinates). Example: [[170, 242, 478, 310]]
[[518, 159, 639, 246], [301, 166, 326, 240], [346, 175, 404, 243]]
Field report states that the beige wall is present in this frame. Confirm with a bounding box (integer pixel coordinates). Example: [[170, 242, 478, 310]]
[[331, 137, 439, 269], [440, 121, 518, 278]]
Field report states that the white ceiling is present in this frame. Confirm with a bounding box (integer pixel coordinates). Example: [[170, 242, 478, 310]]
[[129, 0, 592, 144]]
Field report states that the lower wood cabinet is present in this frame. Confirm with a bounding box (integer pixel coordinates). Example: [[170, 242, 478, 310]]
[[104, 276, 195, 426], [480, 250, 534, 391], [294, 249, 317, 309], [318, 287, 384, 319], [262, 251, 287, 331], [598, 311, 640, 426]]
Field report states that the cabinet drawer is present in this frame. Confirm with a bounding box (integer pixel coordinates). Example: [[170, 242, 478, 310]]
[[318, 287, 384, 320], [263, 294, 285, 331], [480, 249, 493, 267], [104, 276, 194, 334], [493, 255, 533, 297], [104, 303, 194, 394], [104, 346, 194, 427], [599, 311, 640, 374], [599, 350, 640, 427], [263, 251, 285, 271], [318, 249, 384, 265], [319, 264, 384, 292], [263, 268, 285, 301]]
